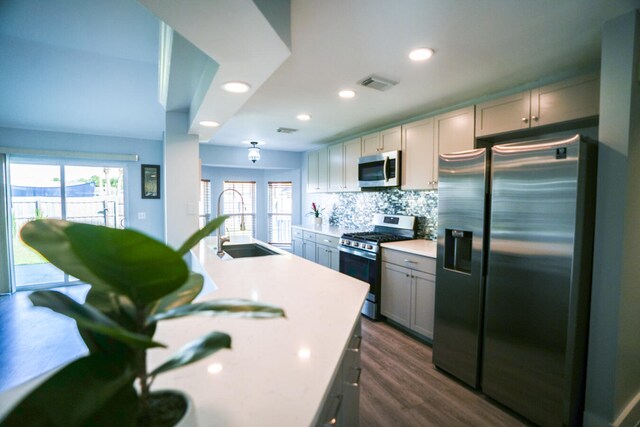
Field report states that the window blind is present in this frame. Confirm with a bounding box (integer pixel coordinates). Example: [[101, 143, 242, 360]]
[[223, 181, 256, 237], [199, 179, 211, 228], [268, 181, 292, 245]]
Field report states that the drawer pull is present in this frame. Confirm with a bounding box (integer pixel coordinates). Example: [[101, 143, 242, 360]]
[[322, 394, 342, 426], [403, 259, 418, 264], [348, 335, 362, 352], [323, 239, 331, 243], [345, 367, 362, 387]]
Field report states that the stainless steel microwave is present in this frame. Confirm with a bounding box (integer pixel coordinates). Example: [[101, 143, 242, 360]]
[[358, 150, 401, 188]]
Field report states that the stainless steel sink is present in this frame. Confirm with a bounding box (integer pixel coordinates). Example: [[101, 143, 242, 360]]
[[223, 243, 281, 259]]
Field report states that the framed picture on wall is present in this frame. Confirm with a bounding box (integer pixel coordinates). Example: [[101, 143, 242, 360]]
[[141, 164, 160, 199]]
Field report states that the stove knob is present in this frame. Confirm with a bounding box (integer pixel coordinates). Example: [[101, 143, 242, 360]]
[[367, 244, 373, 250], [343, 240, 350, 245], [352, 242, 359, 247]]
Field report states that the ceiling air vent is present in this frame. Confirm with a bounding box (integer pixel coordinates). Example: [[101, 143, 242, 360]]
[[277, 127, 298, 134], [358, 74, 398, 91]]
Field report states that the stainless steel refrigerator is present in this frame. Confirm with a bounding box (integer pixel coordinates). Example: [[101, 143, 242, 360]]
[[433, 134, 597, 426]]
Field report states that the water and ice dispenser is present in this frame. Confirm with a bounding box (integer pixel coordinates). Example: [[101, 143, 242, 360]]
[[444, 229, 472, 274]]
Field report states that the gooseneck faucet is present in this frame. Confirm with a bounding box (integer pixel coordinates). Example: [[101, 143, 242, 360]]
[[216, 188, 246, 256]]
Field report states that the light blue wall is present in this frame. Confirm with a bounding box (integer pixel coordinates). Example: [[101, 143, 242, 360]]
[[201, 166, 301, 243], [200, 144, 302, 170], [0, 126, 164, 240], [200, 144, 303, 243]]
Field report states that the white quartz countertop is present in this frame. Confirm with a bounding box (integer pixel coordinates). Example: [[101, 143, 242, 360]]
[[381, 239, 438, 258], [0, 237, 368, 426], [292, 223, 358, 238], [151, 237, 368, 426]]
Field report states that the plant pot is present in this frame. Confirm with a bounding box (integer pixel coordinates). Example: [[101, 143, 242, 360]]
[[314, 217, 322, 226], [143, 390, 197, 427]]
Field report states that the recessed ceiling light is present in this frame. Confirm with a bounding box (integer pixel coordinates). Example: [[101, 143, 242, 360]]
[[409, 48, 435, 61], [338, 90, 356, 99], [222, 81, 251, 93], [297, 114, 311, 121], [199, 120, 220, 127]]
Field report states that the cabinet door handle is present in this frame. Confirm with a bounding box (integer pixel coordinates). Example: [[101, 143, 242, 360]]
[[531, 115, 539, 121], [322, 394, 342, 426], [403, 259, 418, 264], [345, 367, 362, 387], [521, 117, 529, 123], [348, 335, 362, 352]]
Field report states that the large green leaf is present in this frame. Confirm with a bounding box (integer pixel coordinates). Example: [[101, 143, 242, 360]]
[[20, 219, 112, 291], [30, 291, 164, 349], [22, 219, 190, 305], [149, 299, 286, 322], [176, 215, 228, 256], [80, 288, 137, 357], [150, 331, 231, 377], [147, 272, 204, 318], [1, 353, 137, 427]]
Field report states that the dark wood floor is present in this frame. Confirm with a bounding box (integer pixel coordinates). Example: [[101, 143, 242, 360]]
[[360, 318, 528, 427], [0, 285, 88, 392]]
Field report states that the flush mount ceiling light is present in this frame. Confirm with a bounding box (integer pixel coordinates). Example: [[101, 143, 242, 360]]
[[409, 47, 435, 61], [222, 81, 251, 93], [338, 90, 356, 99], [248, 141, 261, 163], [199, 120, 220, 127], [297, 114, 311, 121]]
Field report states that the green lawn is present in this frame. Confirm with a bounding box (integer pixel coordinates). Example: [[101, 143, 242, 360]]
[[13, 237, 47, 265]]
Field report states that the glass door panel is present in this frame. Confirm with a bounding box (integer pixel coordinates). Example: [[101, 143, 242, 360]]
[[10, 164, 64, 287], [9, 163, 126, 290]]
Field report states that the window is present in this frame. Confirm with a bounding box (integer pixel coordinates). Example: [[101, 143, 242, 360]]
[[223, 181, 256, 237], [268, 181, 292, 245], [199, 179, 211, 228]]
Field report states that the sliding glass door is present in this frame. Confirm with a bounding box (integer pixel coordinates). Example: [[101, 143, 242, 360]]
[[9, 162, 126, 290]]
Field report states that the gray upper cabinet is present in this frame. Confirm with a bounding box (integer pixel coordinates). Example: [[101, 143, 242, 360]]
[[328, 138, 361, 192], [534, 74, 600, 127], [361, 126, 402, 157], [401, 117, 436, 190], [435, 105, 476, 156], [307, 148, 328, 193], [476, 74, 600, 137], [401, 105, 475, 190]]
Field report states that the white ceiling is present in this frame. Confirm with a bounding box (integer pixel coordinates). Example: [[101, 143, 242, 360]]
[[0, 0, 165, 140], [1, 0, 639, 151]]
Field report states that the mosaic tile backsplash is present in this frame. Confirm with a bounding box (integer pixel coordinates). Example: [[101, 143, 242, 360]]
[[313, 189, 438, 240]]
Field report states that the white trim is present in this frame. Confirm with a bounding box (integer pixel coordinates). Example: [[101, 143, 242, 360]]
[[158, 22, 173, 109], [0, 154, 15, 294], [0, 146, 138, 162]]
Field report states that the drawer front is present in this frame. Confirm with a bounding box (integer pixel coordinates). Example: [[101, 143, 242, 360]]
[[292, 227, 304, 239], [303, 231, 316, 242], [315, 233, 339, 247], [382, 248, 435, 274]]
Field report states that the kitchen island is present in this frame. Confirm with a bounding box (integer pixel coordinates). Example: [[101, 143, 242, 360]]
[[0, 237, 369, 426]]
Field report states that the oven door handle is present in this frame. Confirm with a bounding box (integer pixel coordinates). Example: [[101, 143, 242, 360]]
[[338, 245, 377, 261]]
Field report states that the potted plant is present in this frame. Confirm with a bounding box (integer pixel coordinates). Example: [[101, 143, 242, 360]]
[[1, 216, 285, 427], [307, 202, 325, 226]]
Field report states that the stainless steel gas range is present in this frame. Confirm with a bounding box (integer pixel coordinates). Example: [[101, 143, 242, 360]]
[[338, 213, 416, 320]]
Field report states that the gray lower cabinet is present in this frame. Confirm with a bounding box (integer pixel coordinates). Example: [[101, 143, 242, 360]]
[[291, 227, 340, 271], [316, 319, 361, 427], [302, 230, 317, 262], [381, 248, 436, 339], [316, 233, 340, 271], [292, 228, 304, 257]]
